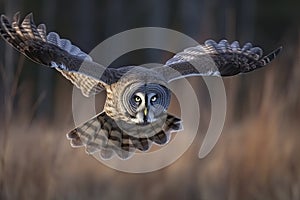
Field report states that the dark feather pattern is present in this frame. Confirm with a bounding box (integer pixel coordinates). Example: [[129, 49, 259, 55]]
[[159, 39, 282, 81], [203, 39, 282, 76], [67, 112, 182, 160], [0, 12, 111, 96]]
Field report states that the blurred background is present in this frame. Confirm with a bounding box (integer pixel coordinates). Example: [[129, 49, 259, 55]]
[[0, 0, 300, 199]]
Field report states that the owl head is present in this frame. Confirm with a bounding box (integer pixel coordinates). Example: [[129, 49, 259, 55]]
[[109, 67, 171, 125], [121, 82, 171, 125]]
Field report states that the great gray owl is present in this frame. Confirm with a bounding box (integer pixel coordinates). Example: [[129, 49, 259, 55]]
[[0, 13, 282, 159]]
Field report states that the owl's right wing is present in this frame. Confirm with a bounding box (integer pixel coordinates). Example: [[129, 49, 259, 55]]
[[0, 12, 119, 97], [156, 39, 282, 82]]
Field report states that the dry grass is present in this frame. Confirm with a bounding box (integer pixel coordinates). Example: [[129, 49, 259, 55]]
[[1, 40, 300, 200], [1, 96, 300, 200]]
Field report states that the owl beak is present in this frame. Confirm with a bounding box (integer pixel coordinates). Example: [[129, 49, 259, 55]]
[[142, 107, 149, 124], [144, 107, 148, 116]]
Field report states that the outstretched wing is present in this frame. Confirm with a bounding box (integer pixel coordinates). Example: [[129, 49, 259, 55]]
[[156, 39, 282, 82], [0, 12, 117, 96]]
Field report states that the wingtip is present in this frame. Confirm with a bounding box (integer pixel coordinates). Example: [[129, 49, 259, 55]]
[[13, 11, 21, 23], [277, 46, 283, 52], [24, 12, 34, 22], [0, 14, 9, 31], [259, 45, 283, 66], [273, 46, 283, 56], [25, 12, 33, 17], [0, 14, 8, 22]]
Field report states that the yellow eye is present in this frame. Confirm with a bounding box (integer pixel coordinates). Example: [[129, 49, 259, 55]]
[[134, 96, 141, 102], [151, 96, 157, 102]]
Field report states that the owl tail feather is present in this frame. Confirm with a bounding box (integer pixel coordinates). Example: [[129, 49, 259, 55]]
[[66, 111, 182, 160]]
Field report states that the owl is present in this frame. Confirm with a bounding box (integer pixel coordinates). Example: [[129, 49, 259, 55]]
[[0, 13, 282, 159]]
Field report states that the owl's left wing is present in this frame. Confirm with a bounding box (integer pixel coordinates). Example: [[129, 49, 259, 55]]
[[156, 39, 282, 82], [0, 12, 119, 97]]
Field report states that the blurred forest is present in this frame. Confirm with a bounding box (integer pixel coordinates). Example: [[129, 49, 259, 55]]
[[0, 0, 300, 200]]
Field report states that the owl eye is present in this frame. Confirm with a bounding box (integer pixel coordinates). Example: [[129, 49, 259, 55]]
[[150, 95, 157, 102], [134, 95, 141, 103]]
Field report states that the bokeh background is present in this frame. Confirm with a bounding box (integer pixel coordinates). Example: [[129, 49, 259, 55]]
[[0, 0, 300, 199]]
